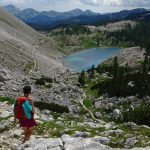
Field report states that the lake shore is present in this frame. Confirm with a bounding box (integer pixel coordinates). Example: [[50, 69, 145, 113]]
[[63, 47, 121, 72]]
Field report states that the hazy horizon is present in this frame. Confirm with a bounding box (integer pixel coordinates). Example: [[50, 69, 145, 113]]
[[0, 0, 150, 13], [2, 4, 150, 14]]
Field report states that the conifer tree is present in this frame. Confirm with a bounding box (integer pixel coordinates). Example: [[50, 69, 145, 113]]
[[112, 56, 119, 80], [78, 70, 86, 86]]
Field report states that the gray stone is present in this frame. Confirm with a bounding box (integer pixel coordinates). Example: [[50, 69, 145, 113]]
[[91, 136, 110, 145], [73, 131, 90, 138], [84, 122, 104, 128], [17, 138, 63, 150], [61, 134, 112, 150], [112, 109, 122, 120], [69, 105, 80, 114], [106, 103, 114, 111], [105, 122, 117, 130], [101, 129, 124, 136], [11, 129, 23, 138], [141, 125, 150, 129], [0, 110, 12, 118], [124, 137, 138, 149], [95, 112, 103, 119], [64, 138, 112, 150]]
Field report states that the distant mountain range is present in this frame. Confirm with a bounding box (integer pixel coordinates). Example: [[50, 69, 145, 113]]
[[4, 4, 150, 30]]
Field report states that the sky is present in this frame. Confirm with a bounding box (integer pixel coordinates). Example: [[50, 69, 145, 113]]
[[0, 0, 150, 13]]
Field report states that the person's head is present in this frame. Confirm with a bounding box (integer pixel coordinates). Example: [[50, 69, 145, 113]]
[[23, 85, 32, 96]]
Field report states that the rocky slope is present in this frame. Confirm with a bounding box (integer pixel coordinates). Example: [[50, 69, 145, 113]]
[[0, 7, 66, 77], [104, 47, 145, 69], [0, 100, 150, 150], [86, 20, 136, 33], [0, 7, 80, 105]]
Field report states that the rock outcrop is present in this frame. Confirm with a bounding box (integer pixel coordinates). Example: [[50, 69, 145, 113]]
[[105, 47, 145, 69], [17, 135, 112, 150]]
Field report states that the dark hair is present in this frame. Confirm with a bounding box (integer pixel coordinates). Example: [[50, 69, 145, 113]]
[[23, 85, 32, 94]]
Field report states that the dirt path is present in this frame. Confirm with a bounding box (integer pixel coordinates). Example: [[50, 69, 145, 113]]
[[79, 97, 104, 123], [26, 42, 39, 76]]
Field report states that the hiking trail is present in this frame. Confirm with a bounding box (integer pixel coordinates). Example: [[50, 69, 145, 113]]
[[26, 42, 40, 76], [79, 96, 104, 123]]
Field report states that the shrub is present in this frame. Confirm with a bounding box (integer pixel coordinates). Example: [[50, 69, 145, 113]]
[[0, 96, 15, 105], [34, 101, 69, 113], [35, 77, 53, 88], [122, 104, 150, 126], [92, 72, 150, 97], [78, 70, 86, 86]]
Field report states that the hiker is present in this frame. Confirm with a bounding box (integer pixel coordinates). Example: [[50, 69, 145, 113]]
[[14, 85, 37, 143]]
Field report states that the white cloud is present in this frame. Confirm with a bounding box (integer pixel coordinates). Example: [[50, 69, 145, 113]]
[[80, 0, 124, 6], [80, 0, 150, 6], [0, 0, 149, 13], [0, 0, 25, 4], [1, 0, 150, 7]]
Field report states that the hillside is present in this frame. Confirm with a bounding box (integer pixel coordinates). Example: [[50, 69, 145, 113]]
[[0, 7, 80, 105], [0, 7, 65, 77]]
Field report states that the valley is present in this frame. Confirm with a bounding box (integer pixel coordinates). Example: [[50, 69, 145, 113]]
[[0, 5, 150, 150], [45, 20, 136, 55]]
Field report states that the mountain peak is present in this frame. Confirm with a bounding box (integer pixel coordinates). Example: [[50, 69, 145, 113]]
[[69, 8, 83, 13], [4, 4, 18, 9], [85, 9, 92, 13], [22, 8, 39, 13], [4, 4, 21, 15], [84, 9, 97, 15], [131, 8, 148, 13]]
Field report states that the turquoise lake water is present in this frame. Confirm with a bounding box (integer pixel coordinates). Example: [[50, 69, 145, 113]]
[[63, 47, 121, 72]]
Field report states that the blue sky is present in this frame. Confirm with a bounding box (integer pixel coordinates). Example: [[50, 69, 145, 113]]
[[0, 0, 150, 13]]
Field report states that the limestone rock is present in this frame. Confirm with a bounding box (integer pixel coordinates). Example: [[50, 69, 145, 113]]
[[17, 138, 63, 150], [124, 137, 138, 149], [95, 112, 103, 119], [112, 109, 122, 120]]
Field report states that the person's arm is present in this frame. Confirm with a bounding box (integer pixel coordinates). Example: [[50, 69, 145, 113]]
[[29, 98, 35, 114]]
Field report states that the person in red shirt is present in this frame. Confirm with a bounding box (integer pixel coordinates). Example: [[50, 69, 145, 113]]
[[14, 85, 37, 143]]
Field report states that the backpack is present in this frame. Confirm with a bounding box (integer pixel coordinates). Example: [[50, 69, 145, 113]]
[[14, 97, 29, 120]]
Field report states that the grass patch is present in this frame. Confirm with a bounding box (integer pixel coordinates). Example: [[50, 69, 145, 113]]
[[83, 99, 92, 108], [35, 121, 65, 137], [35, 77, 53, 88], [0, 96, 15, 105], [23, 61, 34, 75]]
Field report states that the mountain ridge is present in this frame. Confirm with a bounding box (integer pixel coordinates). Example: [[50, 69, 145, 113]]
[[4, 4, 149, 30]]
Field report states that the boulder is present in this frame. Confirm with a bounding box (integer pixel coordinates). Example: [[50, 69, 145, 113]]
[[105, 122, 117, 130], [101, 129, 124, 137], [91, 136, 110, 145], [64, 138, 112, 150], [106, 103, 114, 111], [124, 137, 138, 149], [11, 129, 23, 138], [95, 112, 103, 119], [112, 109, 122, 120], [17, 138, 63, 150], [69, 105, 80, 114], [61, 135, 112, 150], [0, 110, 12, 118], [73, 131, 90, 138]]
